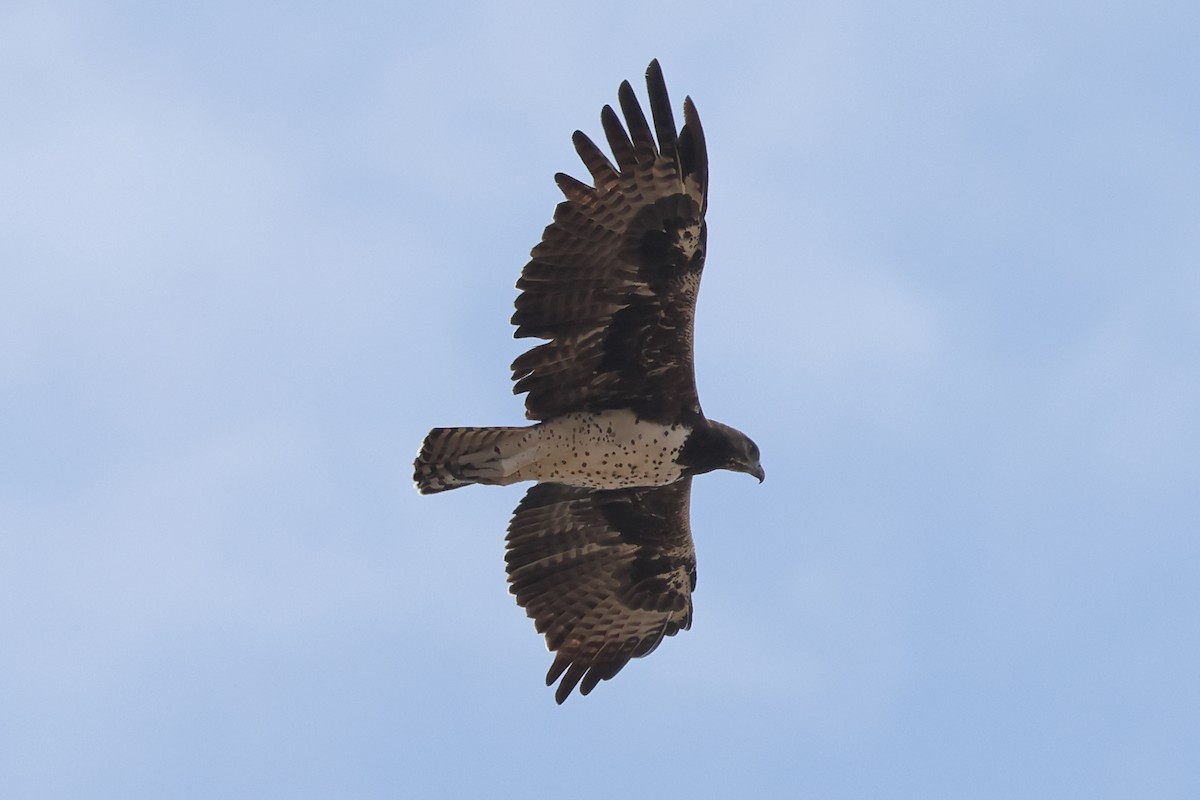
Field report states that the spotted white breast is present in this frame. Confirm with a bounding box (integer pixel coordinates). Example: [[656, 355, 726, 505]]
[[514, 409, 692, 489]]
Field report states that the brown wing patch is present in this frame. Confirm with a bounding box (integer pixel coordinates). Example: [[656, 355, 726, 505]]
[[510, 60, 709, 424], [505, 479, 696, 703]]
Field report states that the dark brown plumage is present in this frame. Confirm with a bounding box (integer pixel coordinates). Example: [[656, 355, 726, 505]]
[[414, 60, 762, 703], [511, 60, 708, 424], [505, 480, 696, 704]]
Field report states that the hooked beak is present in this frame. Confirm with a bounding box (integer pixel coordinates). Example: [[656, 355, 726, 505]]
[[742, 461, 765, 483]]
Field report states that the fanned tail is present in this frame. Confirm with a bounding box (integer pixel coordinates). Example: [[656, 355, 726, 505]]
[[413, 426, 532, 494]]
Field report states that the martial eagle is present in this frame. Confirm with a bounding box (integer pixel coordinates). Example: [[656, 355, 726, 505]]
[[414, 60, 763, 703]]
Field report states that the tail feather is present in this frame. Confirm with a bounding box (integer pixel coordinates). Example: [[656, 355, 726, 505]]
[[413, 426, 532, 494]]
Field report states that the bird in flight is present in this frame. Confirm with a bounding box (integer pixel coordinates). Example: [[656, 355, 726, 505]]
[[414, 60, 763, 703]]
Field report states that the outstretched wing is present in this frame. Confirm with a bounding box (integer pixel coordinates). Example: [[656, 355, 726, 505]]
[[505, 479, 696, 703], [511, 60, 709, 424]]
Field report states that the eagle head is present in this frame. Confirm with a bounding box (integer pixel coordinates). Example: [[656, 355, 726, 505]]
[[679, 419, 764, 483]]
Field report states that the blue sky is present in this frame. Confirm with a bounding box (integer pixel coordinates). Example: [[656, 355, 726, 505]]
[[3, 1, 1198, 797]]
